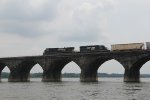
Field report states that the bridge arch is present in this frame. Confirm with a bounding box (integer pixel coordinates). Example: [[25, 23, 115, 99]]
[[1, 66, 10, 82], [98, 59, 124, 80], [140, 60, 150, 78], [62, 61, 81, 81], [30, 64, 43, 81], [0, 63, 11, 82], [86, 58, 124, 73], [131, 56, 150, 71], [131, 56, 150, 81]]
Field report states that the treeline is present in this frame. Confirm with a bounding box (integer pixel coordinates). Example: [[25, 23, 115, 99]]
[[1, 72, 9, 78], [1, 72, 43, 78], [1, 72, 150, 78]]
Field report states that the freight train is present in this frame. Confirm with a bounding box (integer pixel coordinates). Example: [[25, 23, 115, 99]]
[[43, 42, 150, 55]]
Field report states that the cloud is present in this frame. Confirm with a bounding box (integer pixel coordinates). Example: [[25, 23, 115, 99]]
[[0, 20, 57, 37], [0, 0, 60, 37], [0, 0, 117, 41], [106, 0, 150, 43], [48, 0, 117, 42], [0, 0, 59, 21]]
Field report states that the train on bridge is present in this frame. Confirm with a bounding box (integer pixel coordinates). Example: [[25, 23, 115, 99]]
[[1, 42, 150, 82], [43, 42, 150, 55]]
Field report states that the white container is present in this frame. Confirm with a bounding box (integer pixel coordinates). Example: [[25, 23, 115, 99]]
[[111, 43, 144, 51], [146, 42, 150, 50]]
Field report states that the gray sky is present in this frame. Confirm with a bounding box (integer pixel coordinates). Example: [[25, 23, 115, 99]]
[[1, 0, 150, 74]]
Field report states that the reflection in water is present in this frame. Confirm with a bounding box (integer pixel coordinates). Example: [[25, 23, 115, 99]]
[[0, 78, 150, 100], [123, 83, 142, 100], [123, 81, 150, 100]]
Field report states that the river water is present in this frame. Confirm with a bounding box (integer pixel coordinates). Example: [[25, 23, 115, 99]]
[[0, 78, 150, 100]]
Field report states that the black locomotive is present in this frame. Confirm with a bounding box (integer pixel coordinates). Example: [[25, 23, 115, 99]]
[[43, 47, 74, 55], [80, 45, 108, 52]]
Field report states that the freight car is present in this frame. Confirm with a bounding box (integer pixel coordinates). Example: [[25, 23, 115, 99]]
[[43, 47, 74, 55], [111, 43, 145, 51], [146, 42, 150, 50], [80, 45, 108, 52]]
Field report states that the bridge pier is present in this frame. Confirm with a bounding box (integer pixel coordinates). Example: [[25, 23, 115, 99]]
[[42, 70, 61, 82], [8, 70, 30, 82], [41, 59, 70, 82], [116, 57, 141, 82], [80, 69, 97, 82], [124, 69, 140, 82], [75, 57, 108, 82], [7, 61, 36, 82], [0, 64, 5, 82]]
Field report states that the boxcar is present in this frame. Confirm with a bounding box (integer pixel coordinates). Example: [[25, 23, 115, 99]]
[[146, 42, 150, 50], [111, 43, 144, 51]]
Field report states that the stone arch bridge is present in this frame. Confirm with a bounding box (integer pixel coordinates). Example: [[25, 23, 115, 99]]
[[0, 50, 150, 82]]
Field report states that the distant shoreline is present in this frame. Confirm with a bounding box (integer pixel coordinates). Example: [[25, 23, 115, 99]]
[[1, 72, 150, 78]]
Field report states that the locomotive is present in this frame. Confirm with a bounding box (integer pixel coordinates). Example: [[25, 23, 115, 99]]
[[43, 47, 74, 55], [80, 45, 108, 52]]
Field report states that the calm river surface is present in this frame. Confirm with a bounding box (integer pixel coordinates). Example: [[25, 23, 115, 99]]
[[0, 78, 150, 100]]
